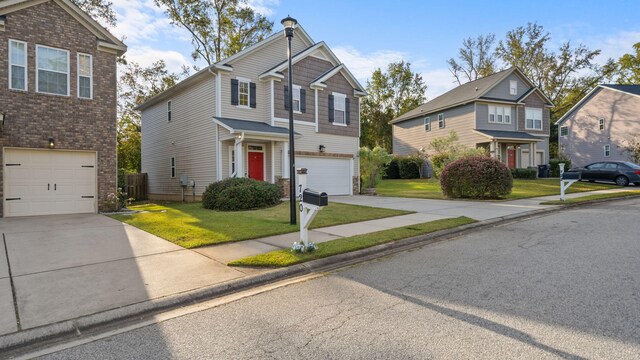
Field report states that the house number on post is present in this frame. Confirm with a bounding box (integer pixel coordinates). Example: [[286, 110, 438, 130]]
[[296, 168, 328, 252]]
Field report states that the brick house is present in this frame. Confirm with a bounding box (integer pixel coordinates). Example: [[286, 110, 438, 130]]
[[0, 0, 127, 217], [136, 23, 365, 200]]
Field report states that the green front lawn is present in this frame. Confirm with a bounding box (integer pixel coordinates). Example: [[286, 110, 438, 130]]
[[229, 217, 476, 267], [376, 178, 618, 200], [110, 202, 411, 249]]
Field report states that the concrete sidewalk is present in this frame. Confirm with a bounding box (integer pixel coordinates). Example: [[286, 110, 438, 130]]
[[0, 187, 634, 350]]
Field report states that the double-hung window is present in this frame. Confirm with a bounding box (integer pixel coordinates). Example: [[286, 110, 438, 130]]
[[36, 45, 69, 96], [424, 117, 431, 131], [170, 157, 176, 178], [438, 113, 445, 128], [238, 80, 249, 107], [599, 118, 604, 130], [604, 144, 611, 157], [525, 108, 543, 130], [167, 101, 172, 122], [488, 106, 512, 124], [333, 93, 346, 125], [292, 85, 301, 112], [510, 80, 517, 95], [560, 126, 568, 136], [9, 40, 27, 91], [77, 53, 92, 99]]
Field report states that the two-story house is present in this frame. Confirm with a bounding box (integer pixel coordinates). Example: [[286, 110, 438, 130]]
[[392, 67, 554, 172], [0, 0, 126, 217], [556, 84, 640, 167], [137, 23, 365, 200]]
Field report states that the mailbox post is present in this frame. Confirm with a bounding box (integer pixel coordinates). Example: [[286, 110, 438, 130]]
[[297, 168, 328, 251], [560, 171, 581, 201]]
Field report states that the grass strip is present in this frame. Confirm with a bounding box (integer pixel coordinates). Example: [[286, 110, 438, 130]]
[[540, 191, 640, 205], [228, 216, 476, 267]]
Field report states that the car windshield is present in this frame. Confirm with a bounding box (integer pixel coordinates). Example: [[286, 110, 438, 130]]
[[622, 162, 640, 169]]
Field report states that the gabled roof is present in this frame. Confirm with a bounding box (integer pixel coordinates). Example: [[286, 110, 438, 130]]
[[391, 67, 551, 124], [555, 84, 640, 126], [0, 0, 127, 55]]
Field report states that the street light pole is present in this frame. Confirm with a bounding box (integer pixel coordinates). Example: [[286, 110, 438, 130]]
[[282, 15, 298, 225]]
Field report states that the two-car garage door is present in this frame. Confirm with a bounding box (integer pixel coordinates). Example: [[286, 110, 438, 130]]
[[3, 149, 97, 217], [296, 157, 352, 195]]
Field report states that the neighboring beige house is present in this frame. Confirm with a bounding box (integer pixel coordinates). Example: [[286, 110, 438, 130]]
[[0, 0, 126, 217], [556, 84, 640, 167], [392, 67, 554, 172], [137, 24, 366, 200]]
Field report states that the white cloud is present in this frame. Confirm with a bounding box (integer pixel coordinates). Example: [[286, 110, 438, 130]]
[[111, 0, 190, 45], [246, 0, 279, 16], [331, 46, 407, 83], [589, 30, 640, 64], [421, 68, 457, 101], [124, 46, 193, 74]]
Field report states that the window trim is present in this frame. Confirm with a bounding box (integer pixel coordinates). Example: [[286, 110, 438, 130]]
[[170, 157, 176, 178], [509, 80, 517, 96], [525, 107, 543, 130], [424, 116, 431, 131], [488, 106, 512, 124], [438, 113, 445, 129], [167, 100, 172, 122], [599, 118, 604, 130], [292, 84, 302, 113], [332, 92, 347, 126], [77, 53, 93, 99], [35, 44, 70, 96], [237, 77, 250, 108], [8, 39, 28, 91], [560, 126, 568, 137], [604, 144, 611, 157]]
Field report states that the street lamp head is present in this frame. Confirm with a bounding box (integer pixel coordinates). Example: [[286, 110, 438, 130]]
[[281, 15, 297, 38]]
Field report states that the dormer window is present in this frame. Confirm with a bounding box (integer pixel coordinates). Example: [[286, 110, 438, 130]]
[[510, 80, 517, 95]]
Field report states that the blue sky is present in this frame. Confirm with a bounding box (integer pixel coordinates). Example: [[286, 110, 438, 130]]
[[110, 0, 640, 99]]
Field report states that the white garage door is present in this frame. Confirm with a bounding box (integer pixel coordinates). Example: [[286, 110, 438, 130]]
[[296, 157, 352, 195], [4, 149, 97, 217]]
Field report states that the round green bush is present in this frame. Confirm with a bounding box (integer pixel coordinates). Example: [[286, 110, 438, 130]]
[[440, 156, 513, 199], [202, 178, 280, 210], [398, 157, 421, 179], [383, 158, 400, 179]]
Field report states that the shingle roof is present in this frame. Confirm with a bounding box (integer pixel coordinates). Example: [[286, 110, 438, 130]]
[[391, 68, 515, 124], [213, 117, 299, 137], [601, 84, 640, 96], [474, 129, 543, 141]]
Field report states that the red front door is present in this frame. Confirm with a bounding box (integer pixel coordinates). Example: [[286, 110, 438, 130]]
[[248, 151, 264, 181], [507, 148, 516, 169]]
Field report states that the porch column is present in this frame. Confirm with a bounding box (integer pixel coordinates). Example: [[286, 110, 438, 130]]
[[531, 142, 537, 166], [490, 140, 497, 159], [283, 141, 290, 178], [235, 141, 245, 178], [529, 142, 535, 167]]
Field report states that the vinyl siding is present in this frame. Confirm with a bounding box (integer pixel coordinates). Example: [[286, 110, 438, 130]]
[[220, 36, 309, 122], [482, 72, 532, 101], [141, 75, 216, 196], [393, 103, 482, 155], [559, 87, 640, 167], [517, 92, 550, 136]]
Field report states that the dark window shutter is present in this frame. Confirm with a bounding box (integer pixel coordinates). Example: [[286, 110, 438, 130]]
[[284, 86, 289, 110], [328, 94, 334, 122], [345, 98, 351, 125], [231, 79, 239, 105], [300, 89, 306, 113], [249, 82, 256, 108]]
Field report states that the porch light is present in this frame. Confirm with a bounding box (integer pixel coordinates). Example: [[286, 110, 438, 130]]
[[48, 137, 55, 149], [319, 145, 326, 153], [282, 15, 298, 225]]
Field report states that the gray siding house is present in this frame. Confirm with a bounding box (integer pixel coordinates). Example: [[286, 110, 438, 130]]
[[137, 24, 366, 199], [556, 85, 640, 167], [392, 68, 554, 172]]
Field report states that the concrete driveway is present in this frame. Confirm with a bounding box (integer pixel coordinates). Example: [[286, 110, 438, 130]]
[[0, 214, 249, 336]]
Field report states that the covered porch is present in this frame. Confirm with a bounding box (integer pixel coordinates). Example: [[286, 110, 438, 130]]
[[474, 129, 544, 169], [213, 117, 301, 184]]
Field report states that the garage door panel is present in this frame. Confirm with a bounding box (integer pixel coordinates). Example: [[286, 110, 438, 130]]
[[296, 157, 351, 195], [4, 149, 97, 217]]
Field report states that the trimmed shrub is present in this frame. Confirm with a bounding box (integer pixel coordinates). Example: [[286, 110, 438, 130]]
[[398, 157, 421, 179], [511, 167, 537, 179], [383, 158, 400, 179], [440, 156, 513, 199], [549, 158, 572, 178], [359, 146, 393, 189], [203, 177, 280, 210]]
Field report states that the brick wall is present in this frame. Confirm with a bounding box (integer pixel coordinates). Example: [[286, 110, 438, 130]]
[[0, 1, 118, 216]]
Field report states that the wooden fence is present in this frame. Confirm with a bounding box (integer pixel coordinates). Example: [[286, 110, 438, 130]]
[[125, 173, 148, 200]]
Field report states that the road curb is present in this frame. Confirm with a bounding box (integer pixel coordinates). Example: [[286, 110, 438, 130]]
[[0, 195, 635, 353]]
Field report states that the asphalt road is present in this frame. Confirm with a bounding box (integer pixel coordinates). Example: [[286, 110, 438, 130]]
[[38, 198, 640, 359]]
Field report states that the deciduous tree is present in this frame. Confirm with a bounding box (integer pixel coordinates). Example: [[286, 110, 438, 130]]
[[72, 0, 117, 27], [447, 34, 497, 85], [615, 42, 640, 84]]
